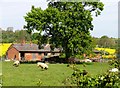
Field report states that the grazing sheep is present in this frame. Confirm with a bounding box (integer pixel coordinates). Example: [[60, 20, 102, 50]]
[[109, 68, 119, 72], [13, 60, 20, 67], [37, 62, 48, 70], [84, 59, 92, 62], [4, 59, 11, 62]]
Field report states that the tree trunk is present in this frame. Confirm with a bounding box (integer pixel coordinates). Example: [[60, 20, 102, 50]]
[[64, 44, 71, 62]]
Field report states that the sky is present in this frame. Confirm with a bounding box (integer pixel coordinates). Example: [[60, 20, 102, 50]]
[[0, 0, 119, 38]]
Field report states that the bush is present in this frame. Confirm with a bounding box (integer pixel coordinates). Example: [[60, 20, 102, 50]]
[[108, 60, 120, 70], [68, 57, 80, 64], [64, 62, 120, 87]]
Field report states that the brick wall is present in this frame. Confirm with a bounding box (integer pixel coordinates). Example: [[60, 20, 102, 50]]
[[7, 48, 44, 61], [25, 53, 43, 61], [7, 47, 19, 60]]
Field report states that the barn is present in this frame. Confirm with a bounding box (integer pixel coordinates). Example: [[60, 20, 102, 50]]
[[6, 43, 60, 61]]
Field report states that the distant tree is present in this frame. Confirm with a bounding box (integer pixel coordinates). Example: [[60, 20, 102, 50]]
[[24, 1, 104, 58], [2, 28, 15, 43], [92, 37, 100, 47], [14, 30, 31, 43], [109, 37, 117, 49], [7, 27, 14, 32], [1, 29, 31, 43], [98, 36, 116, 48]]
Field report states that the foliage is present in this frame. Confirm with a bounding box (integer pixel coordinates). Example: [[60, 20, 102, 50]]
[[1, 29, 31, 43], [93, 36, 118, 49], [2, 28, 15, 43], [108, 60, 120, 70], [14, 30, 31, 43], [31, 33, 39, 44], [64, 63, 120, 87], [24, 1, 104, 58]]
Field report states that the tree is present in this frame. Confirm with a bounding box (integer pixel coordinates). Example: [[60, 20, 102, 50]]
[[2, 28, 15, 43], [92, 37, 100, 47], [1, 29, 31, 43], [98, 35, 116, 48], [31, 33, 39, 44], [14, 30, 31, 43], [24, 1, 104, 59]]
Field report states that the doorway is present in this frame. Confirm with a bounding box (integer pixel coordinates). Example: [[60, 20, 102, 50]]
[[20, 52, 25, 60]]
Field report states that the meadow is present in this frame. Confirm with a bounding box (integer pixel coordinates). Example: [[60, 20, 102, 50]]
[[2, 62, 110, 86]]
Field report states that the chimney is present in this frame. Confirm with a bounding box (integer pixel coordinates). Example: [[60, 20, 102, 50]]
[[21, 40, 25, 46], [30, 41, 32, 46]]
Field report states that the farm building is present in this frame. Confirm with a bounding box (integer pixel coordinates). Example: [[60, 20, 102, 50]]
[[6, 42, 60, 61]]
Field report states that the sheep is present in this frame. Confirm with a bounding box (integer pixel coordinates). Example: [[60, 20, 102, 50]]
[[4, 59, 11, 62], [13, 60, 20, 67], [84, 59, 92, 63], [37, 62, 48, 70], [109, 68, 119, 72]]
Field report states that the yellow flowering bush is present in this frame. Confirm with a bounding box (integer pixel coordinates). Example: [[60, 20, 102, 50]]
[[95, 48, 116, 54], [102, 55, 116, 59], [0, 43, 12, 57], [95, 48, 116, 59]]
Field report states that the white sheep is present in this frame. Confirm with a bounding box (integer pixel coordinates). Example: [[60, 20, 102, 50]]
[[37, 62, 48, 70], [13, 60, 20, 67], [109, 68, 119, 72], [4, 59, 11, 62], [84, 59, 92, 62]]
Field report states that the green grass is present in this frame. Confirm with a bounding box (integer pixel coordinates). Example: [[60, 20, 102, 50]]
[[2, 62, 109, 86]]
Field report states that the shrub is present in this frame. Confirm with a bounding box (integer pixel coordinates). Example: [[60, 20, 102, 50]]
[[64, 62, 120, 87], [108, 60, 120, 70]]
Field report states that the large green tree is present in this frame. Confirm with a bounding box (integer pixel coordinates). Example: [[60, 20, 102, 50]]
[[24, 1, 104, 58]]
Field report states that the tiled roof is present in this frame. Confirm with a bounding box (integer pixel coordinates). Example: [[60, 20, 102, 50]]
[[13, 44, 39, 51], [12, 43, 60, 53]]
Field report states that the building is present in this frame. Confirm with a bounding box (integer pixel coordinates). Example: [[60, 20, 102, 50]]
[[6, 43, 60, 61]]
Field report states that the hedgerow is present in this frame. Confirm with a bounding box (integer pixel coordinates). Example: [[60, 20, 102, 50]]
[[64, 61, 120, 87]]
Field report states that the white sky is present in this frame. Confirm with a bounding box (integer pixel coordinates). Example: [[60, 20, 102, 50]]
[[0, 0, 119, 38]]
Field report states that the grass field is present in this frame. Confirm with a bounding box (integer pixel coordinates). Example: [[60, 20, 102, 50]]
[[2, 62, 110, 86]]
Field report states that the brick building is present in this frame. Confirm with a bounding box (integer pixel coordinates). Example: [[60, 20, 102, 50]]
[[6, 43, 60, 61]]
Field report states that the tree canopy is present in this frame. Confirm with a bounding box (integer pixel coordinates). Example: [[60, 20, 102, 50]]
[[1, 29, 31, 43], [24, 1, 104, 58]]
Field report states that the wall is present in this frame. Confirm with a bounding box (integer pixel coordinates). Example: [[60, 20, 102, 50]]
[[24, 53, 43, 61], [7, 47, 19, 60]]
